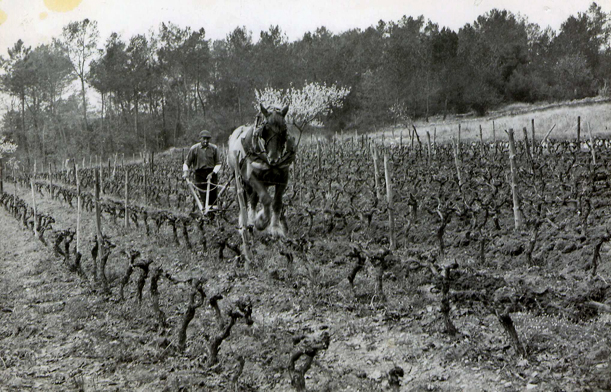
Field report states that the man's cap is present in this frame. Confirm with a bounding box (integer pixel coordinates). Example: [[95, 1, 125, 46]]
[[199, 130, 212, 139]]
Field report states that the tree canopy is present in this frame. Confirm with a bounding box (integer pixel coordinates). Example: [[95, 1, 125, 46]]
[[1, 2, 610, 164]]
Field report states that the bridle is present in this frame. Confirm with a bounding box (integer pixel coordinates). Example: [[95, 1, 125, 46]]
[[256, 113, 287, 155], [262, 127, 287, 154], [245, 107, 294, 169]]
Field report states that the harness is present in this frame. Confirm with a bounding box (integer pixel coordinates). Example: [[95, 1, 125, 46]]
[[241, 115, 296, 170]]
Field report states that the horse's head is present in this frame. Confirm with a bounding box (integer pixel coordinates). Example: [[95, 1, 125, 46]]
[[258, 104, 290, 165]]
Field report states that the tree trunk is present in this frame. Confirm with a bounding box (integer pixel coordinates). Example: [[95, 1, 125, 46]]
[[425, 72, 430, 121], [80, 77, 88, 131], [197, 85, 206, 119], [238, 94, 242, 125], [20, 92, 29, 156], [134, 97, 142, 150]]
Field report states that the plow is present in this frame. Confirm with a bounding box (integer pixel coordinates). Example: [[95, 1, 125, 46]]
[[185, 175, 234, 217]]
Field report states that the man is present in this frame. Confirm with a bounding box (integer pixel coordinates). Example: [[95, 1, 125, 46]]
[[183, 130, 221, 209]]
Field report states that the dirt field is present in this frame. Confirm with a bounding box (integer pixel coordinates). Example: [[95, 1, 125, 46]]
[[2, 171, 611, 392]]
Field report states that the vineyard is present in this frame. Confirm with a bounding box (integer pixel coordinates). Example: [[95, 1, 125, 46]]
[[1, 123, 611, 391]]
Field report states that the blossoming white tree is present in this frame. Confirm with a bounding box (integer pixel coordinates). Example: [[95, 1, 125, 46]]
[[0, 136, 17, 158], [254, 82, 351, 141], [0, 135, 18, 192]]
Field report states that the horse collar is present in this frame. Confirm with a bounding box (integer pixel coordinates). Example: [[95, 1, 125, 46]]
[[253, 124, 267, 154]]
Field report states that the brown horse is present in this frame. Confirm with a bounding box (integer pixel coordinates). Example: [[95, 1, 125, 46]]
[[228, 104, 296, 236]]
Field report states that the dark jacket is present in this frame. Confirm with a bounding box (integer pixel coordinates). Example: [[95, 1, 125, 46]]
[[185, 142, 220, 172]]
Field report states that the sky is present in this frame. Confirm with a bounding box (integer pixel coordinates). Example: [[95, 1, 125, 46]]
[[0, 0, 609, 57]]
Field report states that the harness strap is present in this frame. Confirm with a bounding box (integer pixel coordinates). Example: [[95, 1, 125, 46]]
[[240, 115, 297, 169], [242, 123, 269, 166]]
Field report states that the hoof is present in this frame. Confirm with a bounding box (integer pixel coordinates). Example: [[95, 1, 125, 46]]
[[269, 215, 287, 237], [247, 209, 256, 226], [268, 224, 286, 238], [255, 220, 269, 231], [255, 211, 270, 231]]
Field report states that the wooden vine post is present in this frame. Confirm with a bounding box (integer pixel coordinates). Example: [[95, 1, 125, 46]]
[[426, 131, 432, 166], [30, 178, 38, 238], [531, 119, 536, 155], [316, 138, 322, 172], [433, 127, 437, 147], [507, 129, 524, 230], [479, 124, 484, 156], [124, 167, 129, 228], [412, 125, 421, 152], [577, 116, 581, 147], [457, 124, 462, 156], [99, 165, 104, 195], [94, 169, 104, 283], [543, 124, 556, 143], [76, 164, 81, 254], [94, 169, 104, 244], [143, 162, 148, 204], [48, 163, 52, 196], [384, 153, 396, 250], [112, 153, 118, 178], [522, 127, 534, 174], [522, 127, 532, 160], [588, 122, 596, 165], [452, 137, 463, 190], [493, 120, 497, 154], [371, 144, 382, 201]]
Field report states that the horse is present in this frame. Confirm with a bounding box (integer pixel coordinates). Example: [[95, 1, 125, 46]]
[[228, 104, 296, 237]]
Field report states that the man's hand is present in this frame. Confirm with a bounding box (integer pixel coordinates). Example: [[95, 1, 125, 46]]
[[182, 170, 189, 180]]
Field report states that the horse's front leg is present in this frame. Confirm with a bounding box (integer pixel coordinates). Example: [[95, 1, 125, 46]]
[[248, 177, 272, 231], [244, 183, 258, 227], [269, 182, 288, 237]]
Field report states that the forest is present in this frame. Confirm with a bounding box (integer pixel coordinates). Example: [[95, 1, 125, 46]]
[[0, 2, 610, 165]]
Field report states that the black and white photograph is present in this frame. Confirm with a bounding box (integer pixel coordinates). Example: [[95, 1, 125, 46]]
[[1, 0, 611, 390]]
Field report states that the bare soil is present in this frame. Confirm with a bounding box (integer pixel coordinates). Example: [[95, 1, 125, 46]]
[[1, 177, 611, 392]]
